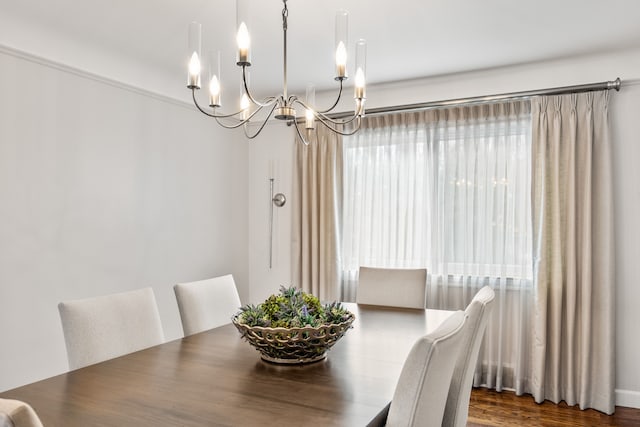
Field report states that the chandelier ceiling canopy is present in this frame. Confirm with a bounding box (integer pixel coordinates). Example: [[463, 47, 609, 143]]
[[186, 0, 367, 144]]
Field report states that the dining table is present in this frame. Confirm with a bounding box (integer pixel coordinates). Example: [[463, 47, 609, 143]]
[[0, 303, 454, 426]]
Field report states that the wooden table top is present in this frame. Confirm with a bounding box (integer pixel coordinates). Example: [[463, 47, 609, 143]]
[[0, 303, 453, 426]]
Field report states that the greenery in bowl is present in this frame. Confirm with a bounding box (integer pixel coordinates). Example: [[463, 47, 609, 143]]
[[235, 286, 351, 328]]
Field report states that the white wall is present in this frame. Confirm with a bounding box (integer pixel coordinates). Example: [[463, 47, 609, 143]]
[[250, 47, 640, 408], [247, 123, 295, 303], [0, 48, 249, 392], [609, 80, 640, 409]]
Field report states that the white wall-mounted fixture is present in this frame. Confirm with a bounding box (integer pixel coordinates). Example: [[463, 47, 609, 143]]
[[269, 178, 286, 269]]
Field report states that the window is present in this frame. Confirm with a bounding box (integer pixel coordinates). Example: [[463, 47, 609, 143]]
[[341, 104, 532, 297]]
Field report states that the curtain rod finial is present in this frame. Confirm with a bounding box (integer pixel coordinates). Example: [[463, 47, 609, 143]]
[[611, 78, 622, 91]]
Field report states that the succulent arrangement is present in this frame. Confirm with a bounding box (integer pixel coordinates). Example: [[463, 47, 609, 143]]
[[235, 286, 351, 329]]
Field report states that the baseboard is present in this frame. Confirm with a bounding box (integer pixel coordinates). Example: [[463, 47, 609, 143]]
[[616, 389, 640, 409]]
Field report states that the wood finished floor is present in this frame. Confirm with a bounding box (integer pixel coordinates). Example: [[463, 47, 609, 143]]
[[467, 388, 640, 427]]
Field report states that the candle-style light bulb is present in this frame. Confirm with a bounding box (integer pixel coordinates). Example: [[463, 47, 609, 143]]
[[209, 75, 221, 107], [305, 108, 315, 129], [354, 68, 365, 96], [354, 39, 367, 100], [305, 83, 316, 129], [335, 42, 347, 79], [237, 22, 251, 65], [188, 52, 201, 89], [354, 67, 366, 117], [208, 50, 221, 107]]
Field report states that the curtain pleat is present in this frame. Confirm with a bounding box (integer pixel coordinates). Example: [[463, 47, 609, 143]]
[[531, 91, 615, 414]]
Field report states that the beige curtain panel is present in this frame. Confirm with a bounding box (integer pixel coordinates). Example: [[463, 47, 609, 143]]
[[531, 91, 615, 414], [291, 126, 343, 302]]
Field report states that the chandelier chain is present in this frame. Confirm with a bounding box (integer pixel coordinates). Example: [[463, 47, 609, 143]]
[[282, 0, 288, 101], [282, 0, 288, 31]]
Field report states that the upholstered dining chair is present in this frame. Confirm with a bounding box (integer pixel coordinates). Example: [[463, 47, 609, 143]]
[[385, 310, 468, 427], [0, 398, 43, 427], [173, 274, 242, 336], [58, 287, 165, 370], [442, 285, 495, 427], [357, 267, 427, 309]]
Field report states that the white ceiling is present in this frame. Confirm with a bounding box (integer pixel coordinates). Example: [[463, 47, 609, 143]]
[[2, 0, 640, 103]]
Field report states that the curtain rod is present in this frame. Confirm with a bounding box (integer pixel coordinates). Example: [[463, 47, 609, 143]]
[[325, 77, 621, 120]]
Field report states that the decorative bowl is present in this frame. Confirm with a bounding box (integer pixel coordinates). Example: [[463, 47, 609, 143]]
[[232, 286, 355, 364], [232, 312, 355, 364]]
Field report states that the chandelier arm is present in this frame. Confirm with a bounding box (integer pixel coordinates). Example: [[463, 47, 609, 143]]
[[242, 103, 279, 139], [314, 114, 362, 136], [242, 66, 278, 108], [291, 98, 360, 126], [317, 80, 344, 114], [291, 118, 310, 146], [192, 89, 251, 119], [212, 104, 271, 129], [288, 81, 343, 115], [316, 109, 360, 125], [213, 116, 245, 129]]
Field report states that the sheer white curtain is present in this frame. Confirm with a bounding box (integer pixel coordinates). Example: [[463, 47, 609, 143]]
[[341, 101, 534, 392]]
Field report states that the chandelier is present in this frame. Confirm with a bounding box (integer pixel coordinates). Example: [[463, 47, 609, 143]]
[[186, 0, 367, 144]]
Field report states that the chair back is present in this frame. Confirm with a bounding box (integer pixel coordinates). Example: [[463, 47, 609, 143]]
[[442, 286, 495, 427], [357, 267, 427, 309], [0, 398, 43, 427], [386, 310, 467, 427], [58, 287, 165, 370], [174, 274, 241, 336]]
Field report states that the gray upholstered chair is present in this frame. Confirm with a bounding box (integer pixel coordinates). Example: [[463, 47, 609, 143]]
[[356, 267, 427, 309], [173, 274, 241, 336], [442, 285, 495, 427], [58, 287, 165, 370], [0, 398, 43, 427], [385, 310, 467, 427]]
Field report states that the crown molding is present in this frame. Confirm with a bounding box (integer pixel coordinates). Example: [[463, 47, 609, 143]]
[[0, 43, 194, 111]]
